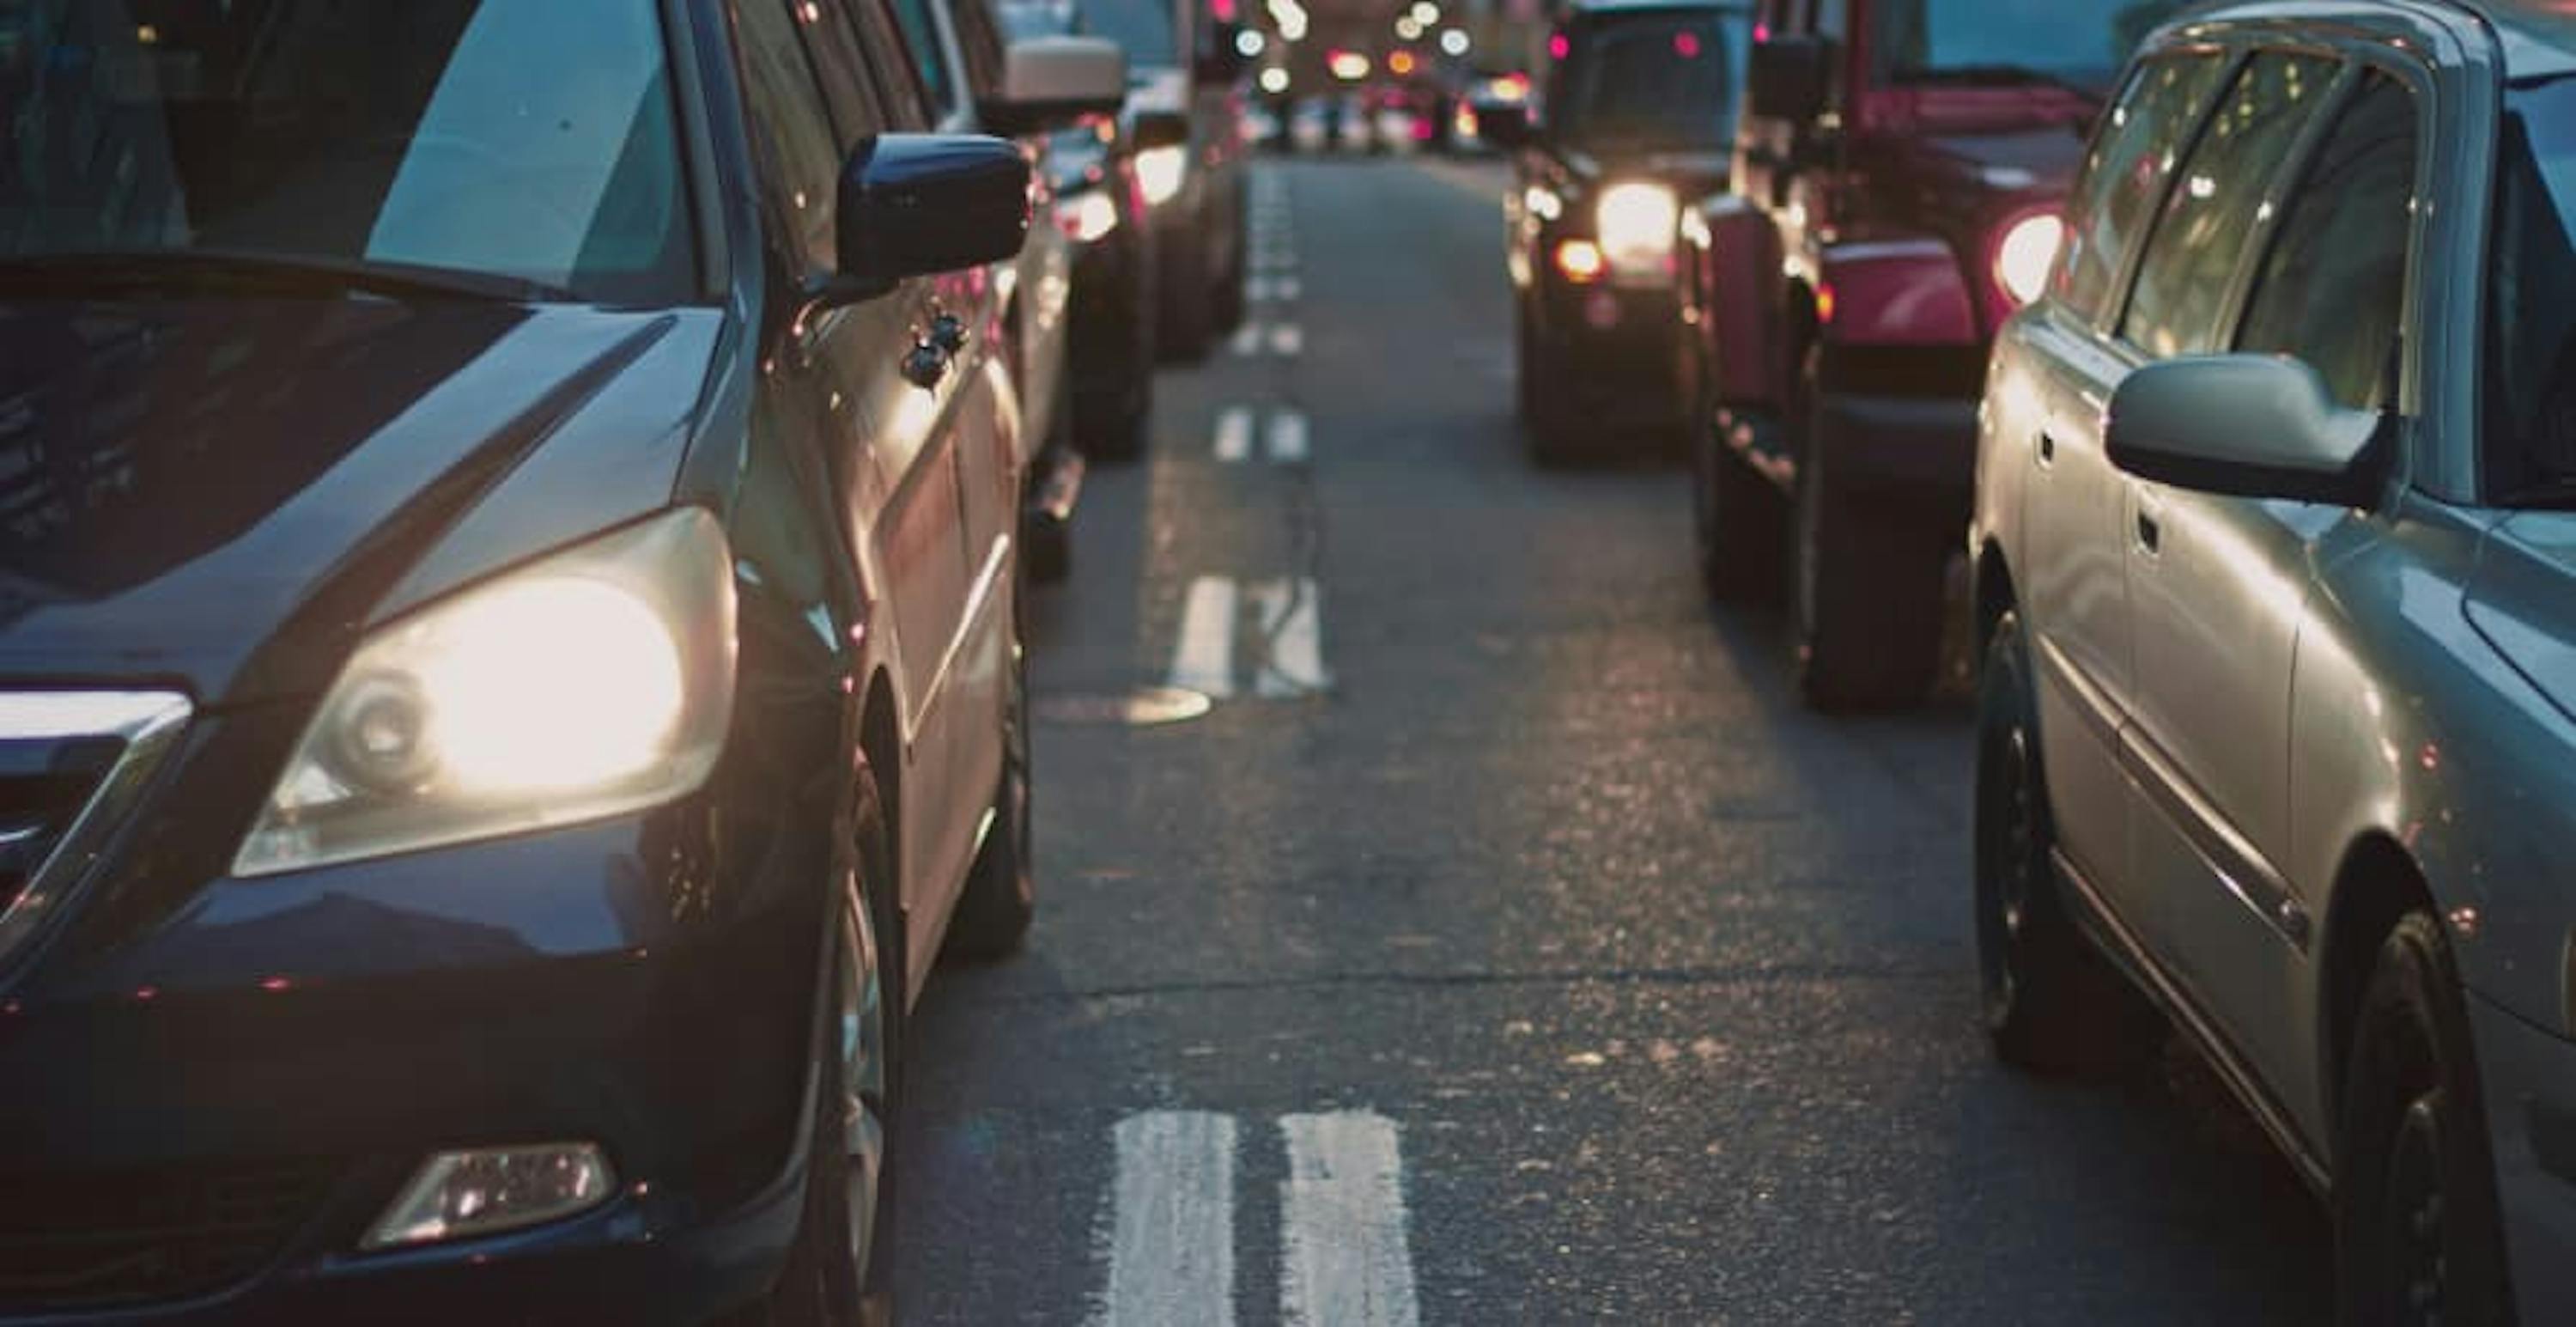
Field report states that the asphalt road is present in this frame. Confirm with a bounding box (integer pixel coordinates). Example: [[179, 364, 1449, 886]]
[[892, 155, 2331, 1325]]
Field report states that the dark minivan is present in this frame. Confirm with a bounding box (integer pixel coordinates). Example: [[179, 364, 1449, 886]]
[[0, 0, 1087, 1321]]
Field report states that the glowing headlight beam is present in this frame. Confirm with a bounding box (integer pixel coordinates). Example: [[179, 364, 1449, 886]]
[[1595, 182, 1679, 278], [1994, 212, 2063, 307]]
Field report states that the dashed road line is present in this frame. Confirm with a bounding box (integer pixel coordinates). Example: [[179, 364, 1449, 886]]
[[1268, 324, 1303, 356], [1265, 410, 1309, 465], [1169, 577, 1238, 697], [1280, 1111, 1420, 1327], [1103, 1112, 1238, 1327], [1230, 321, 1264, 357], [1250, 578, 1330, 697], [1213, 407, 1254, 462]]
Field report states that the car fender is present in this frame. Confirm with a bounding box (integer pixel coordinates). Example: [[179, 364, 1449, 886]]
[[1686, 193, 1786, 410], [1815, 238, 1979, 350]]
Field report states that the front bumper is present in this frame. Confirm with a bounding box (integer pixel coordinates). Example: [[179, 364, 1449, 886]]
[[0, 800, 828, 1324], [1811, 389, 1980, 518], [1530, 279, 1683, 417], [2471, 995, 2576, 1324]]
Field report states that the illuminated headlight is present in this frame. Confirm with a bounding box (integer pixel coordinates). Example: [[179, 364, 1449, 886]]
[[1060, 190, 1120, 243], [1136, 145, 1188, 207], [234, 508, 736, 876], [1994, 211, 2064, 308], [1595, 182, 1678, 281]]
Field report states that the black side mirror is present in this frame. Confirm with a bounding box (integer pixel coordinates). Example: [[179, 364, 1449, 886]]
[[2105, 355, 2390, 507], [1470, 98, 1531, 149], [835, 134, 1030, 292], [1197, 19, 1249, 84], [1747, 34, 1832, 123], [1132, 109, 1191, 151]]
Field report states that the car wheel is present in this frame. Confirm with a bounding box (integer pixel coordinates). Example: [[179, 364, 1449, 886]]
[[1157, 229, 1213, 362], [1689, 348, 1782, 604], [775, 775, 898, 1327], [1974, 610, 2149, 1075], [1789, 413, 1942, 710], [2333, 913, 2512, 1326], [945, 626, 1035, 959]]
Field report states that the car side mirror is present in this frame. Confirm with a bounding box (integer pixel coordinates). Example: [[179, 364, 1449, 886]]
[[1747, 34, 1831, 124], [1132, 109, 1190, 151], [1197, 19, 1249, 84], [2105, 356, 2391, 507], [835, 134, 1030, 294], [984, 36, 1128, 134], [1470, 98, 1531, 149]]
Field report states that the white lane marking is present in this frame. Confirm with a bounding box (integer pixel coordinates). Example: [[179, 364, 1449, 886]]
[[1103, 1112, 1238, 1327], [1279, 1111, 1418, 1327], [1230, 320, 1264, 356], [1246, 276, 1274, 302], [1170, 577, 1238, 698], [1252, 578, 1331, 697], [1265, 411, 1309, 464], [1253, 252, 1297, 274], [1213, 407, 1254, 463], [1275, 277, 1303, 301], [1269, 324, 1303, 356]]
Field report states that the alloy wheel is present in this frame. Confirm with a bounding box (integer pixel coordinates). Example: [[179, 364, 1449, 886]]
[[1976, 720, 2038, 1028], [836, 885, 889, 1280]]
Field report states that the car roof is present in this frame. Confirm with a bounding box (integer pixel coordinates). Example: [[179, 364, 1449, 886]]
[[2467, 0, 2576, 79], [1564, 0, 1752, 15]]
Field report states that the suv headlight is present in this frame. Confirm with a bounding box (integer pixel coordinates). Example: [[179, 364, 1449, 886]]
[[1993, 211, 2063, 308], [234, 508, 737, 877], [1136, 145, 1188, 207], [1595, 182, 1678, 283]]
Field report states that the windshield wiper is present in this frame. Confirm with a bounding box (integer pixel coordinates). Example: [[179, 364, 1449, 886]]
[[0, 250, 576, 303], [1890, 64, 2106, 103]]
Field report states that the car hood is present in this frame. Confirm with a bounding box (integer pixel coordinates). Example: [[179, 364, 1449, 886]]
[[1919, 123, 2089, 193], [0, 299, 723, 706], [1564, 148, 1732, 198], [2467, 512, 2576, 722]]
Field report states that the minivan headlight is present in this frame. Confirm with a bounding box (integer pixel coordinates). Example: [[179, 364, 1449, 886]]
[[1994, 211, 2063, 308], [234, 508, 736, 877], [1595, 181, 1678, 281], [1136, 145, 1188, 207]]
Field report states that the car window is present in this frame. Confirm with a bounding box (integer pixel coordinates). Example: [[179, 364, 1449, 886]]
[[2056, 52, 2230, 322], [2235, 71, 2417, 412], [2120, 52, 2336, 358], [1078, 0, 1180, 68], [1552, 10, 1751, 153], [734, 0, 849, 271], [952, 0, 1010, 100], [1873, 0, 2195, 94], [792, 0, 896, 146], [841, 0, 943, 129], [890, 0, 963, 118], [2486, 76, 2576, 493]]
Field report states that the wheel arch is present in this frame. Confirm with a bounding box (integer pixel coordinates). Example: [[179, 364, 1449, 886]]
[[2318, 832, 2439, 1128]]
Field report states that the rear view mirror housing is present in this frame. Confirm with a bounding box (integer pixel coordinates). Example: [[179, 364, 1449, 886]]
[[835, 134, 1031, 290], [1747, 34, 1832, 124], [985, 36, 1129, 134], [2105, 355, 2391, 507]]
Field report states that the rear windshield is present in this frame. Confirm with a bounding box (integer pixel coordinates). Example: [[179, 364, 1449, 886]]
[[1874, 0, 2194, 95], [1078, 0, 1176, 69], [1552, 9, 1748, 153], [0, 0, 695, 304], [2488, 77, 2576, 495]]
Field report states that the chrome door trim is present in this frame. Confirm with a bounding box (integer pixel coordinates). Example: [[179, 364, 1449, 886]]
[[2117, 719, 2313, 952], [0, 691, 193, 971]]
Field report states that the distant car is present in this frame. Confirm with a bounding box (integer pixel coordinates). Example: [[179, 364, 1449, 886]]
[[1678, 0, 2187, 709], [0, 0, 1045, 1319], [1971, 1, 2576, 1319], [1080, 0, 1254, 360], [1002, 0, 1163, 467], [1488, 0, 1753, 466]]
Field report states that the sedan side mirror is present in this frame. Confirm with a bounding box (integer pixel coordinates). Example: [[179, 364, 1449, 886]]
[[1747, 34, 1831, 124], [1470, 98, 1532, 149], [836, 134, 1030, 291], [985, 36, 1128, 135], [2105, 356, 2391, 507]]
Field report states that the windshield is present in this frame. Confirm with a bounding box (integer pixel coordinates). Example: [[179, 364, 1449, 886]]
[[0, 0, 694, 304], [999, 0, 1077, 42], [1552, 10, 1748, 153], [1874, 0, 2190, 94], [1077, 0, 1176, 70], [2488, 77, 2576, 496]]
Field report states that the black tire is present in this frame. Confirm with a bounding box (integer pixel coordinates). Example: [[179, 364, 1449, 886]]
[[1789, 409, 1944, 710], [945, 624, 1035, 959], [1974, 610, 2153, 1075], [1688, 341, 1783, 603], [773, 772, 899, 1327], [2333, 913, 2512, 1326], [1157, 229, 1212, 362]]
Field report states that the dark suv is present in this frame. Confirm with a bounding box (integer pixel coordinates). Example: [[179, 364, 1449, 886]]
[[1489, 0, 1753, 465], [1678, 0, 2185, 708], [0, 1, 1075, 1320]]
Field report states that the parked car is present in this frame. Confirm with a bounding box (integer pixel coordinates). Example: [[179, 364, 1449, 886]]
[[0, 1, 1047, 1319], [1002, 0, 1163, 466], [1078, 0, 1253, 360], [1971, 1, 2576, 1318], [884, 0, 1126, 581], [1488, 0, 1754, 466], [1677, 0, 2184, 708]]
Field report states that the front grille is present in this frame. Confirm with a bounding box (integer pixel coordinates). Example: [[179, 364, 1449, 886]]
[[0, 742, 121, 916], [0, 1159, 337, 1311], [0, 692, 191, 969]]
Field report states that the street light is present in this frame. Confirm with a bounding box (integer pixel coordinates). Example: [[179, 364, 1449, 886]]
[[1437, 27, 1469, 55], [1328, 49, 1370, 80], [1408, 2, 1440, 25], [1259, 65, 1291, 94], [1235, 27, 1265, 57], [1394, 14, 1423, 40]]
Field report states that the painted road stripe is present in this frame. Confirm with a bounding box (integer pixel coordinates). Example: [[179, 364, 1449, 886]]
[[1248, 275, 1303, 303], [1269, 324, 1303, 356], [1229, 320, 1263, 356], [1279, 1111, 1418, 1327], [1170, 577, 1238, 697], [1274, 277, 1303, 301], [1253, 579, 1330, 697], [1213, 407, 1254, 462], [1265, 411, 1309, 464], [1104, 1112, 1238, 1327]]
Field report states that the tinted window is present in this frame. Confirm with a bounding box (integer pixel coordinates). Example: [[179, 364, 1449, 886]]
[[2237, 73, 2416, 412], [735, 0, 848, 271], [2121, 53, 2334, 357], [2057, 52, 2228, 322], [2488, 76, 2576, 490], [794, 1, 896, 145], [953, 0, 1009, 99], [1553, 11, 1750, 152], [0, 0, 692, 303], [1078, 0, 1178, 68], [1874, 0, 2193, 92], [842, 0, 942, 128], [890, 0, 962, 116]]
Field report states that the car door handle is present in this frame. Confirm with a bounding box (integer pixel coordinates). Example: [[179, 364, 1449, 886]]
[[2136, 508, 2161, 554], [901, 342, 950, 391], [2037, 431, 2057, 466]]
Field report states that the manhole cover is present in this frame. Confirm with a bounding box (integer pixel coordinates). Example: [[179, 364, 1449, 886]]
[[1034, 686, 1212, 727]]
